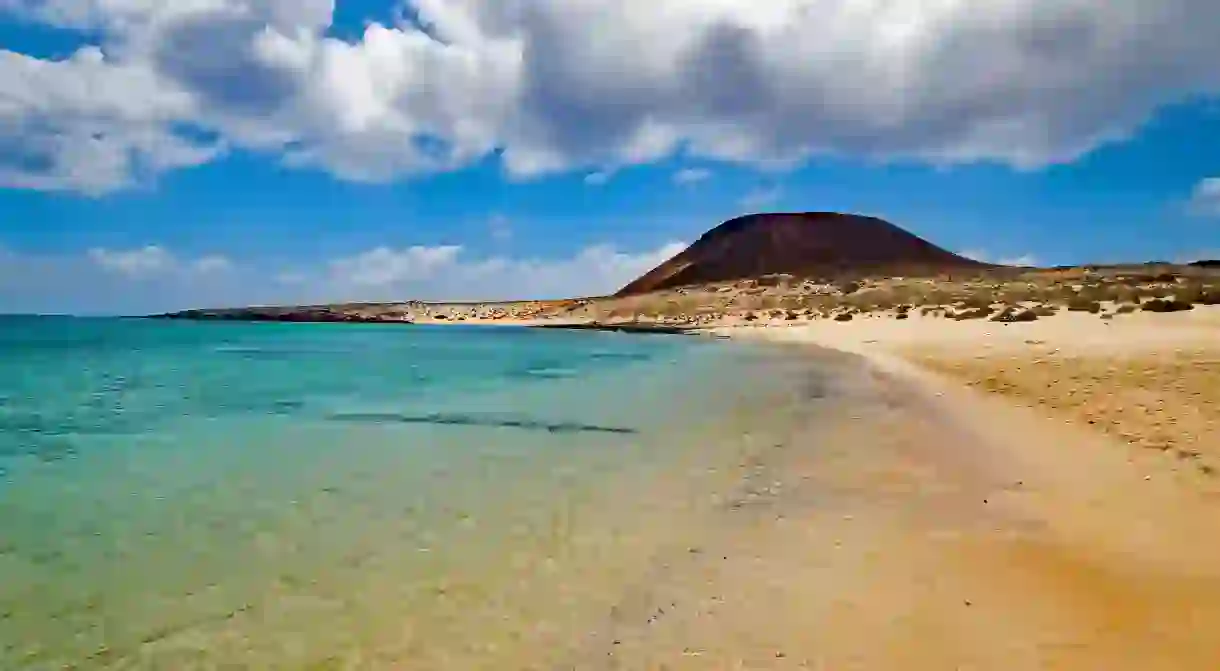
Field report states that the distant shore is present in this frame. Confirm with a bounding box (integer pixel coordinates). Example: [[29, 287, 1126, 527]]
[[152, 262, 1220, 331]]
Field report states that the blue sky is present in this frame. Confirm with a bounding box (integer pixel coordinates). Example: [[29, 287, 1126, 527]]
[[1, 0, 1218, 314]]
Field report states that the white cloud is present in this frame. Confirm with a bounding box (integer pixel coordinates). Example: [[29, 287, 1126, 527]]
[[959, 249, 1040, 266], [327, 245, 462, 287], [1171, 252, 1210, 264], [88, 245, 237, 277], [0, 47, 219, 193], [583, 170, 612, 186], [4, 244, 248, 314], [4, 0, 1220, 192], [318, 241, 687, 301], [468, 241, 687, 300], [487, 213, 512, 242], [739, 185, 782, 211], [1, 239, 687, 313], [88, 244, 176, 276], [1188, 177, 1220, 216], [997, 255, 1040, 267], [673, 167, 712, 185], [192, 255, 234, 274]]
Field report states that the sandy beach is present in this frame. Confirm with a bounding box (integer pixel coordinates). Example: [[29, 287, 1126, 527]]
[[564, 307, 1220, 669], [140, 275, 1220, 668], [719, 305, 1220, 481]]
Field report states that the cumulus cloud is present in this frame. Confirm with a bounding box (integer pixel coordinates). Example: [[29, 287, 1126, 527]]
[[318, 241, 687, 301], [3, 0, 1220, 192], [88, 244, 235, 277], [2, 244, 246, 314], [583, 170, 612, 186], [1188, 177, 1220, 216], [997, 254, 1040, 267], [88, 244, 175, 276], [0, 239, 687, 313], [487, 213, 512, 241], [673, 167, 712, 185], [192, 254, 235, 274], [0, 46, 219, 193], [739, 185, 782, 211], [959, 249, 1040, 267], [328, 245, 462, 287]]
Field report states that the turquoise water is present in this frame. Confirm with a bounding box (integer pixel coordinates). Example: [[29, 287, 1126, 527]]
[[0, 317, 821, 669]]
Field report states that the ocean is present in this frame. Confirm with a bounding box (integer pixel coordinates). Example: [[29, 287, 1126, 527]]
[[0, 317, 828, 669]]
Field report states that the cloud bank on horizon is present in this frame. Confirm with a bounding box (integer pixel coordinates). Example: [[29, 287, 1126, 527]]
[[3, 0, 1219, 194], [0, 240, 689, 314]]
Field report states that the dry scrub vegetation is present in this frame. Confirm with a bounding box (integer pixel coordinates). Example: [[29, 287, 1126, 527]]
[[576, 264, 1220, 326], [181, 263, 1220, 327]]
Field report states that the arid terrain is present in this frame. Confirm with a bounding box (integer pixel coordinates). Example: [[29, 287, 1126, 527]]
[[156, 261, 1220, 329], [154, 211, 1218, 329]]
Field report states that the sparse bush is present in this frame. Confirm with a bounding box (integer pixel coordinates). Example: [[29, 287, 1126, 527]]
[[997, 285, 1039, 304], [1114, 304, 1138, 315], [954, 295, 993, 311], [952, 307, 993, 320], [834, 312, 854, 322], [991, 307, 1039, 323], [1179, 285, 1220, 306], [1141, 299, 1194, 313], [1075, 283, 1119, 304], [921, 289, 956, 305], [837, 281, 861, 295], [1030, 304, 1059, 317], [1066, 298, 1102, 313], [845, 290, 899, 313]]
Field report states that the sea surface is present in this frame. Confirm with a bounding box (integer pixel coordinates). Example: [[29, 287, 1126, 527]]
[[0, 317, 828, 669]]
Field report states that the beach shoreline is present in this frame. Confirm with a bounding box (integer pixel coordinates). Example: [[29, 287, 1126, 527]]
[[608, 306, 1220, 669], [9, 309, 1220, 667]]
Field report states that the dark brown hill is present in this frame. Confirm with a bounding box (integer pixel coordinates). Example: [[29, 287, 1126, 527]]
[[617, 212, 991, 296]]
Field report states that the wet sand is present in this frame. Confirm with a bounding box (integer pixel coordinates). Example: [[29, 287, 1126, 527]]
[[572, 312, 1220, 669]]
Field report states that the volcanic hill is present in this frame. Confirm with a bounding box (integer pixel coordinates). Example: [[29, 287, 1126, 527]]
[[617, 212, 990, 296]]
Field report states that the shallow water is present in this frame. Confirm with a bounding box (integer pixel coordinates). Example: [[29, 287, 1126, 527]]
[[0, 317, 831, 669]]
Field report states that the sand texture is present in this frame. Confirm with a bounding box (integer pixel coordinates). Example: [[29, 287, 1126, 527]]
[[911, 347, 1220, 479], [555, 346, 1220, 669], [605, 308, 1220, 670]]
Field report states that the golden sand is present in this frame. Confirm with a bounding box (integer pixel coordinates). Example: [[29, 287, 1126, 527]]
[[910, 347, 1220, 478], [626, 310, 1220, 670]]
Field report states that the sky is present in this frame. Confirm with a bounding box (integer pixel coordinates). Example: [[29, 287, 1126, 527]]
[[1, 0, 1219, 315]]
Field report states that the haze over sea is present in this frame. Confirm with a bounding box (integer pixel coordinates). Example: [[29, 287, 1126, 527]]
[[0, 316, 831, 669]]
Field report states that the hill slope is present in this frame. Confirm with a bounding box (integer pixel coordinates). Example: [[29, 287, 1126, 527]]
[[617, 212, 990, 296]]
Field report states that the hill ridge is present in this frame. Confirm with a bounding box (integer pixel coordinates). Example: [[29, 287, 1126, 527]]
[[617, 211, 988, 295]]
